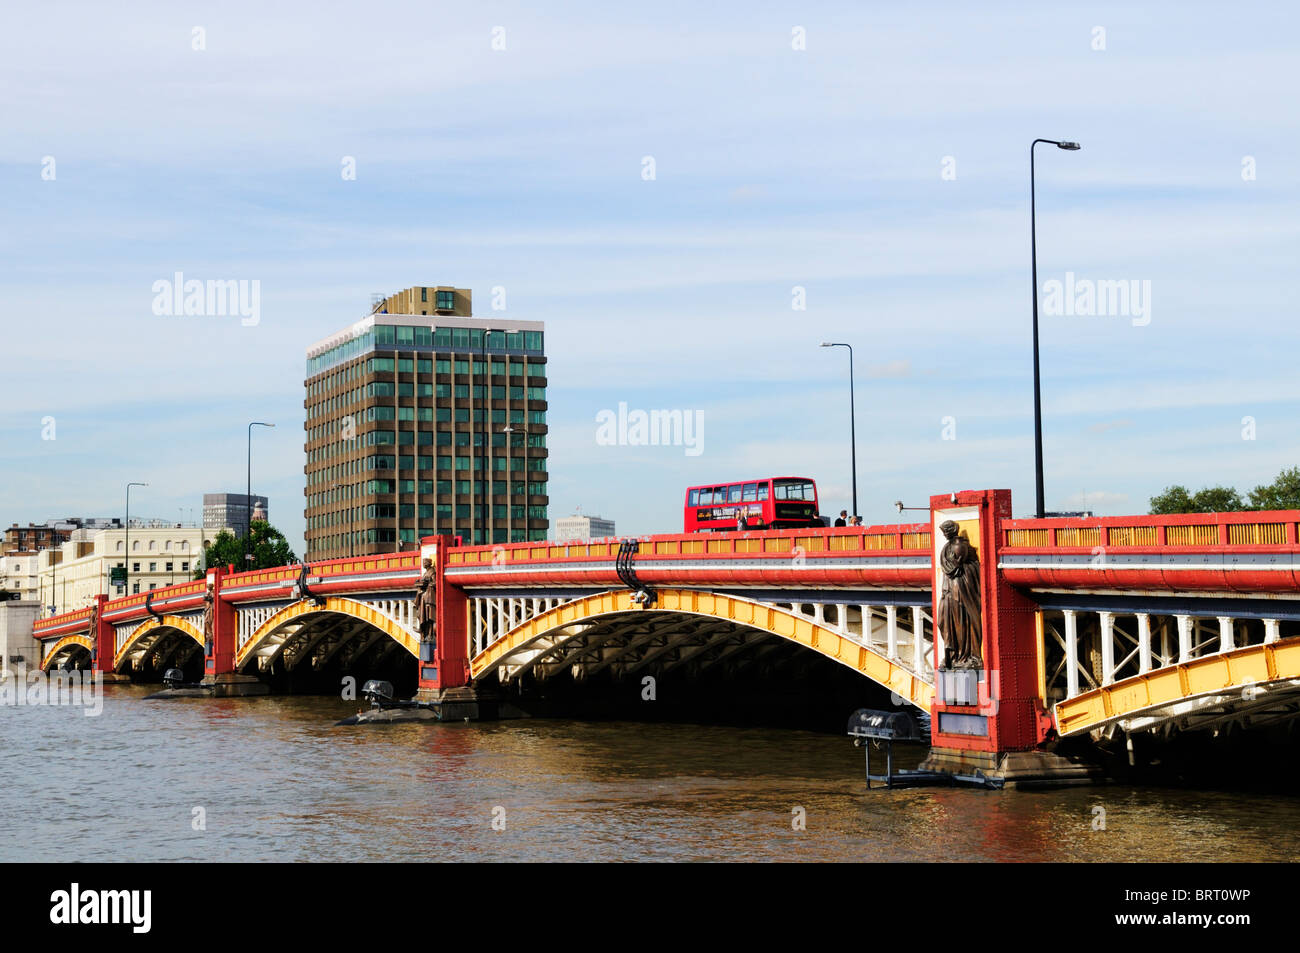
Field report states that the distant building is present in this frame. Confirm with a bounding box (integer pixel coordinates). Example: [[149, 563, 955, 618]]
[[35, 526, 210, 615], [3, 518, 120, 555], [0, 552, 39, 601], [204, 493, 269, 536], [553, 513, 616, 541]]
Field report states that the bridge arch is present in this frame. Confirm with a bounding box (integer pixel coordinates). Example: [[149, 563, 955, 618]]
[[471, 588, 933, 709], [235, 596, 419, 674], [113, 615, 205, 673], [1055, 637, 1300, 737], [41, 634, 94, 672]]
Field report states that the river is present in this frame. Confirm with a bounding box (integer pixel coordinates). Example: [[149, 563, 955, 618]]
[[4, 684, 1299, 862]]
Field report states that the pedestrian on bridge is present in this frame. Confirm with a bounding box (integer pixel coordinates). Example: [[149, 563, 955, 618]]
[[834, 510, 848, 527]]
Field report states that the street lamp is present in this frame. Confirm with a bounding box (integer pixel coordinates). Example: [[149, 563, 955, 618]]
[[503, 424, 531, 543], [820, 342, 858, 518], [246, 422, 274, 567], [125, 482, 147, 597], [1030, 138, 1080, 518]]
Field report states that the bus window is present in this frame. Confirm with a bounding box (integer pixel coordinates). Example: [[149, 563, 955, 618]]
[[699, 488, 712, 505], [757, 483, 768, 501], [775, 480, 814, 501], [688, 489, 699, 506], [742, 482, 757, 501], [728, 485, 743, 503], [774, 483, 787, 500]]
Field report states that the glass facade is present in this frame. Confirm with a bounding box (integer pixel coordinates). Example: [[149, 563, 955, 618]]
[[307, 322, 544, 378]]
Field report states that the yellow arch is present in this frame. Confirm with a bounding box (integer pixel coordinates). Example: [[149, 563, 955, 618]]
[[1055, 637, 1300, 736], [113, 615, 205, 671], [41, 634, 94, 671], [235, 596, 419, 671], [471, 588, 934, 710]]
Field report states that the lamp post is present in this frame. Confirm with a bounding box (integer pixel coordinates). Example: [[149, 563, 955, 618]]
[[819, 342, 858, 518], [503, 424, 531, 543], [246, 422, 274, 567], [125, 481, 147, 597], [1030, 138, 1080, 518]]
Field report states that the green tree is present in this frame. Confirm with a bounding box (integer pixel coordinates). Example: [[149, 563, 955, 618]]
[[1189, 486, 1245, 512], [1149, 484, 1245, 514], [194, 520, 297, 578], [1149, 485, 1194, 514], [1248, 466, 1300, 511]]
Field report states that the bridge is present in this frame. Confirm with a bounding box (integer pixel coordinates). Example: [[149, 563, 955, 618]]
[[30, 489, 1300, 782]]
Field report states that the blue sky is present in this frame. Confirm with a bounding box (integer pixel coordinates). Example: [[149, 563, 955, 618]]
[[3, 1, 1298, 554]]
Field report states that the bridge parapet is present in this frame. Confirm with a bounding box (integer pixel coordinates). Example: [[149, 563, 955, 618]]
[[443, 524, 934, 589], [32, 605, 95, 641], [999, 509, 1300, 592]]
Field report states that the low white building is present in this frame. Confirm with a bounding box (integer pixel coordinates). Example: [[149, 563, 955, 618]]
[[35, 526, 213, 616], [553, 513, 616, 542], [1, 552, 39, 602]]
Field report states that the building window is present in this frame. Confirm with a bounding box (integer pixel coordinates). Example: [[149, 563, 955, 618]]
[[116, 541, 124, 552], [421, 287, 428, 302], [133, 562, 141, 572], [133, 541, 140, 552], [165, 562, 173, 572], [181, 562, 189, 572], [149, 562, 157, 572], [436, 291, 454, 310]]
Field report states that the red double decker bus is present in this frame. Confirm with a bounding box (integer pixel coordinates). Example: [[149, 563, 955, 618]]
[[684, 477, 822, 532]]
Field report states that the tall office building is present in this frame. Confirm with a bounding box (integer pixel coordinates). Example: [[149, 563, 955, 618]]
[[303, 285, 549, 560], [203, 493, 269, 535]]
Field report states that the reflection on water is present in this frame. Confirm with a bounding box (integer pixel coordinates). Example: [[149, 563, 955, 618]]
[[3, 685, 1299, 862]]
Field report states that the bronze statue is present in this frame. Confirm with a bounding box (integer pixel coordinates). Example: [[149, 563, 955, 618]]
[[202, 583, 215, 645], [417, 557, 437, 644], [937, 520, 983, 669]]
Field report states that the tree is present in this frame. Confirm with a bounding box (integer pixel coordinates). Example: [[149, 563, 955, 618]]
[[1149, 485, 1193, 514], [1248, 466, 1300, 511], [1189, 486, 1245, 513], [1149, 484, 1244, 514], [194, 520, 297, 578]]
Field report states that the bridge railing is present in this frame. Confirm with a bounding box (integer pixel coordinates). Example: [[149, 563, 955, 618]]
[[220, 552, 421, 593], [103, 578, 208, 614], [32, 605, 96, 638], [445, 523, 933, 566], [1001, 510, 1300, 552]]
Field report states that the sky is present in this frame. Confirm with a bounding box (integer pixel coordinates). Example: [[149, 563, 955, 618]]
[[2, 1, 1298, 555]]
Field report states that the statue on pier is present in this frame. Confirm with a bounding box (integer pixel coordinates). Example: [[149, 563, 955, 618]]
[[417, 557, 437, 645], [202, 583, 215, 646], [937, 520, 983, 670]]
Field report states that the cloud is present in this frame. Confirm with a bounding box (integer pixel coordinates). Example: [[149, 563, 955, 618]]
[[1086, 419, 1134, 434]]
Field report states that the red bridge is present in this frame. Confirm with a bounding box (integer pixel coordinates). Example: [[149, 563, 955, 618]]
[[31, 489, 1300, 783]]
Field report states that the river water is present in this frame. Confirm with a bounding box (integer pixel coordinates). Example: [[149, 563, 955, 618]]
[[5, 683, 1300, 862]]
